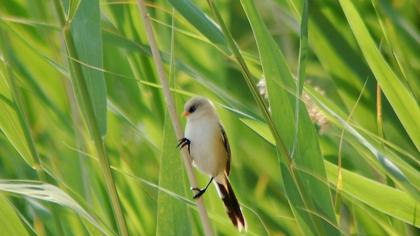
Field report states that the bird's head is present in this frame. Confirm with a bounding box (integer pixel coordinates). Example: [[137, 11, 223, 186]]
[[182, 97, 216, 120]]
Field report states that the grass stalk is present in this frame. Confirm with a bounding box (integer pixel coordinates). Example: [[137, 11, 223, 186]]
[[376, 84, 384, 142], [52, 1, 129, 235], [291, 0, 308, 159], [136, 1, 214, 235], [335, 78, 369, 225]]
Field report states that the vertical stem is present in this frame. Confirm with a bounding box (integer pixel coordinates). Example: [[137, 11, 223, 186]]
[[376, 83, 384, 142], [291, 0, 308, 159], [136, 1, 213, 235], [52, 1, 128, 235], [65, 78, 92, 205], [335, 128, 345, 218], [336, 78, 369, 221]]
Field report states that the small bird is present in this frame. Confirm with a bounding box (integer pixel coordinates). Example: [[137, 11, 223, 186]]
[[178, 97, 246, 231]]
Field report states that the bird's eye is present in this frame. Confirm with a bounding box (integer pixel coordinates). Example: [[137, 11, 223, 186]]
[[189, 105, 197, 113]]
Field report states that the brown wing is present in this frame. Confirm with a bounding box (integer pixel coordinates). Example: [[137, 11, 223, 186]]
[[219, 123, 231, 176]]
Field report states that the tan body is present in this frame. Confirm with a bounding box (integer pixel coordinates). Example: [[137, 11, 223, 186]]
[[185, 113, 226, 179]]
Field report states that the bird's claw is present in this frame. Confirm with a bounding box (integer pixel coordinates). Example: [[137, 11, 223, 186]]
[[190, 177, 213, 199], [177, 137, 191, 154], [192, 189, 206, 199], [190, 187, 200, 191]]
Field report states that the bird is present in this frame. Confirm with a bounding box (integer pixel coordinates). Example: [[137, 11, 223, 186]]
[[177, 96, 246, 232]]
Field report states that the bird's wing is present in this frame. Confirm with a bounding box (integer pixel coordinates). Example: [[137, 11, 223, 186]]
[[219, 123, 231, 176]]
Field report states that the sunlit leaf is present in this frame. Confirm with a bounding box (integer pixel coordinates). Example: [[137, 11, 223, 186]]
[[339, 0, 420, 151], [240, 1, 338, 235], [0, 195, 30, 236], [0, 180, 111, 235]]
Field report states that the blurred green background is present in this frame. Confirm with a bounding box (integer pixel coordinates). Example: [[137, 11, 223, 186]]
[[0, 0, 419, 235]]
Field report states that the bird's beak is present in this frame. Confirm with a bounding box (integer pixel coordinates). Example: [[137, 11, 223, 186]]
[[182, 111, 190, 117]]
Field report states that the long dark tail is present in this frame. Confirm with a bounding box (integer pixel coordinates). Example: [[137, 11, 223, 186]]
[[216, 175, 246, 232]]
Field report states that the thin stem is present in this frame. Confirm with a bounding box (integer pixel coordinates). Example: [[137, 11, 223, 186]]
[[291, 0, 308, 159], [136, 1, 214, 235], [52, 1, 128, 235], [335, 78, 369, 222], [376, 83, 384, 143], [65, 78, 93, 206]]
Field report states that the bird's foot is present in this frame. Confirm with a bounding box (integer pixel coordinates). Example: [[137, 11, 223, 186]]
[[177, 137, 191, 154], [190, 187, 206, 199], [190, 177, 213, 199]]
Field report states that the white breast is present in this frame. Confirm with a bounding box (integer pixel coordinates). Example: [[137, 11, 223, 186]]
[[185, 117, 227, 177]]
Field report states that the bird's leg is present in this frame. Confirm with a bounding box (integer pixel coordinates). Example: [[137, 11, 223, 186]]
[[191, 177, 214, 199], [177, 137, 191, 154]]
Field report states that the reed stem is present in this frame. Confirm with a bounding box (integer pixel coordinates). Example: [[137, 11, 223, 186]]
[[52, 1, 128, 235], [136, 1, 214, 235]]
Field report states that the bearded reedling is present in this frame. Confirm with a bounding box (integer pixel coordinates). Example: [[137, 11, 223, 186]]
[[178, 97, 246, 231]]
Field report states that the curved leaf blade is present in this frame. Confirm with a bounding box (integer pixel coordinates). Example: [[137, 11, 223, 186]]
[[168, 0, 227, 51], [0, 180, 111, 235], [0, 195, 30, 236], [241, 118, 420, 228], [338, 0, 420, 151], [240, 1, 338, 235], [325, 162, 419, 227], [0, 75, 35, 167]]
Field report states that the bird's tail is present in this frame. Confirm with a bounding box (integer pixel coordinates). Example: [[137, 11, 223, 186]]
[[215, 174, 246, 232]]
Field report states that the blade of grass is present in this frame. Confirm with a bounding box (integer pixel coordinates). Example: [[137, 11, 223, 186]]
[[239, 1, 338, 235], [156, 110, 192, 236], [240, 118, 419, 227], [204, 0, 288, 166], [65, 139, 273, 235], [67, 0, 81, 21], [0, 180, 111, 235], [308, 85, 420, 185], [0, 29, 40, 170], [7, 21, 243, 118], [0, 195, 30, 236], [325, 162, 420, 228], [136, 1, 213, 235], [379, 0, 420, 101], [336, 78, 369, 221], [66, 77, 94, 214], [167, 0, 227, 51], [205, 0, 325, 234], [307, 87, 420, 199], [0, 15, 60, 29], [101, 28, 239, 108], [291, 0, 308, 158], [0, 41, 75, 137], [52, 1, 128, 235], [0, 66, 35, 167], [338, 0, 420, 151], [0, 26, 65, 235], [376, 84, 384, 143], [156, 9, 192, 236]]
